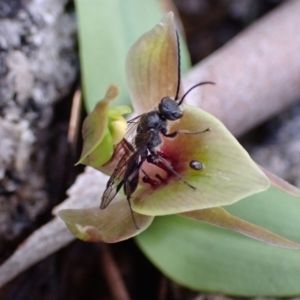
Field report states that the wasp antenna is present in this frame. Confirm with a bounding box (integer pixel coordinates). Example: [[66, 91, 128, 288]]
[[174, 30, 181, 101], [178, 81, 215, 106]]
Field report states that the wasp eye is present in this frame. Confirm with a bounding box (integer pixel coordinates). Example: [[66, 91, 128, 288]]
[[159, 97, 183, 120]]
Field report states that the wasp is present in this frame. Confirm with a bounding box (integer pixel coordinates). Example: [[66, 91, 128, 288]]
[[100, 31, 214, 227]]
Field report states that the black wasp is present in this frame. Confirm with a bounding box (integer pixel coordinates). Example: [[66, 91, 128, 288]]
[[100, 31, 214, 228]]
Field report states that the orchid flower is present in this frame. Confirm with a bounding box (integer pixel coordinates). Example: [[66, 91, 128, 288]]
[[59, 13, 300, 249]]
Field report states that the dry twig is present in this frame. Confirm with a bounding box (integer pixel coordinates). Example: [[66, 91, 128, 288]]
[[184, 0, 300, 137]]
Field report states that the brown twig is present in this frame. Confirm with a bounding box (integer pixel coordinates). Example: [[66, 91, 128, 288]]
[[183, 0, 300, 137], [0, 167, 108, 288], [0, 218, 74, 288], [157, 275, 168, 300], [100, 244, 131, 300], [68, 88, 82, 152]]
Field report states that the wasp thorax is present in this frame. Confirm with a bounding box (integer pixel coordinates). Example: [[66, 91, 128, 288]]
[[158, 97, 183, 121]]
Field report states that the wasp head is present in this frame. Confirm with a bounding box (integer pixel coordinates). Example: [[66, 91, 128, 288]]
[[158, 97, 183, 120]]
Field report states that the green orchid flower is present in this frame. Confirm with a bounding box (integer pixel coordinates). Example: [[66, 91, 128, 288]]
[[59, 12, 300, 249], [75, 84, 131, 168]]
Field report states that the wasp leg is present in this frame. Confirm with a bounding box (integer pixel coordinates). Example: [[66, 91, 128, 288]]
[[124, 171, 139, 200], [123, 158, 146, 230], [162, 127, 210, 138], [124, 172, 140, 230], [146, 153, 195, 190]]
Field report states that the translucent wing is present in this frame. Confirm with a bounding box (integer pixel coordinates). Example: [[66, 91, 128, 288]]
[[100, 114, 150, 209]]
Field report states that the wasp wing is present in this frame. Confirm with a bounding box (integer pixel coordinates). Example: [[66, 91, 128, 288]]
[[100, 115, 150, 209]]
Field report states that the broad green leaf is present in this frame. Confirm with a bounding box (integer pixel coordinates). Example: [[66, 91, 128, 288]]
[[135, 186, 300, 296], [75, 0, 191, 112], [131, 105, 270, 215]]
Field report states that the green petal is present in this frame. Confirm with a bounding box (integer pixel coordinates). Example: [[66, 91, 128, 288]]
[[81, 131, 114, 168], [108, 117, 128, 145], [126, 12, 180, 114], [58, 200, 153, 243], [182, 207, 300, 249], [76, 85, 129, 167], [132, 105, 270, 215]]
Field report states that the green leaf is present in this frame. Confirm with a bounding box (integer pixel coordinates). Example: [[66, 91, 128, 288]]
[[75, 0, 191, 112], [135, 186, 300, 296]]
